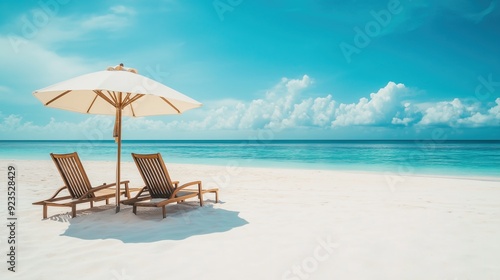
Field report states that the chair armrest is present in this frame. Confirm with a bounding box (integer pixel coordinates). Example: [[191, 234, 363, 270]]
[[122, 186, 151, 205], [32, 186, 69, 204], [50, 186, 69, 199], [76, 180, 130, 200], [132, 186, 148, 198], [172, 181, 202, 197], [94, 180, 130, 189]]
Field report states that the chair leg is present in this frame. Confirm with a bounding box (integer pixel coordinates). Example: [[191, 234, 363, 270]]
[[133, 205, 137, 215], [71, 205, 76, 218], [106, 198, 109, 205], [162, 206, 166, 219], [125, 181, 131, 199], [215, 191, 219, 203], [90, 201, 94, 208], [199, 192, 204, 206], [43, 205, 48, 219]]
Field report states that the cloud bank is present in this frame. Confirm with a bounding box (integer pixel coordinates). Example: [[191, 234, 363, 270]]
[[163, 75, 499, 130], [1, 75, 499, 139]]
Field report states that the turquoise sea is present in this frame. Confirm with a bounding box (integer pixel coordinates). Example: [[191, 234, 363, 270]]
[[0, 140, 499, 178]]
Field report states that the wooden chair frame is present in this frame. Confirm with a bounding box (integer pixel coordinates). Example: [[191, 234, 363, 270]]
[[122, 153, 219, 219], [33, 152, 131, 219]]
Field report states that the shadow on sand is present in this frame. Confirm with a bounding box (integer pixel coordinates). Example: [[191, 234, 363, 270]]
[[61, 202, 248, 243]]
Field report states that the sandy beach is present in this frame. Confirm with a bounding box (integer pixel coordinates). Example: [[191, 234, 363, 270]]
[[1, 159, 500, 279]]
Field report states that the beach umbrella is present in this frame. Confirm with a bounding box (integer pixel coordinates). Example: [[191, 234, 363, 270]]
[[33, 67, 202, 213]]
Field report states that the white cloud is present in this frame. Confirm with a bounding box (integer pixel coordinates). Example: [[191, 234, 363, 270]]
[[417, 98, 500, 127], [5, 5, 136, 48], [80, 5, 136, 32], [172, 79, 499, 131], [332, 82, 408, 127], [169, 75, 317, 131], [489, 98, 500, 117], [457, 98, 500, 127], [392, 117, 413, 126], [0, 36, 96, 86], [0, 114, 115, 140], [443, 0, 497, 23], [391, 102, 414, 126], [418, 98, 466, 126], [311, 95, 336, 126], [223, 75, 334, 130], [2, 78, 499, 140], [80, 8, 134, 32], [110, 5, 137, 16], [0, 85, 9, 92]]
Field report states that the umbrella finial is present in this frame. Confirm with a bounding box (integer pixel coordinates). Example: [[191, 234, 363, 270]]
[[106, 63, 138, 74]]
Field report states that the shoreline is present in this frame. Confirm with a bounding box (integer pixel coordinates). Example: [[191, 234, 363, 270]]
[[1, 140, 499, 180]]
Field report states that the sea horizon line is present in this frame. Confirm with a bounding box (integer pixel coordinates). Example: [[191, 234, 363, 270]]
[[1, 139, 499, 143]]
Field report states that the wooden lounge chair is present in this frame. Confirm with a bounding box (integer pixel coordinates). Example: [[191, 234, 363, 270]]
[[122, 153, 219, 219], [33, 152, 131, 219]]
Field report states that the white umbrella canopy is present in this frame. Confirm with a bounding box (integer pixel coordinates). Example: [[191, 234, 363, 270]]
[[33, 68, 202, 213], [34, 70, 201, 116]]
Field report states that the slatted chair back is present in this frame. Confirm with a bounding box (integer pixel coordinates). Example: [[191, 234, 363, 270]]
[[132, 153, 176, 199], [51, 152, 94, 199]]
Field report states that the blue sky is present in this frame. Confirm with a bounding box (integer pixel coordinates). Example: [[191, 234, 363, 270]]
[[0, 0, 499, 140]]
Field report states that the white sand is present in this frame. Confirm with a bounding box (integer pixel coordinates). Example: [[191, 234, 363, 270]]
[[1, 159, 500, 280]]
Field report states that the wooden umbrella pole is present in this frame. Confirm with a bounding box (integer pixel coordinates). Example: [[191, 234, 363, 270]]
[[115, 93, 122, 213]]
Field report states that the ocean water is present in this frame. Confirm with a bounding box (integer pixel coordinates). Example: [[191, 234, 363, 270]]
[[0, 140, 499, 178]]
